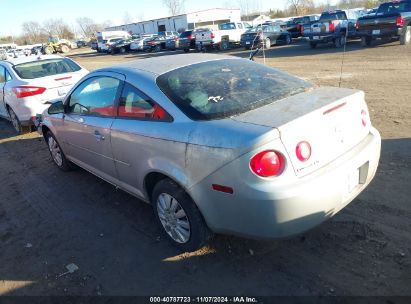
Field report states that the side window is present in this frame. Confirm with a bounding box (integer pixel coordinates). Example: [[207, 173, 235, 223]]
[[0, 66, 5, 85], [118, 82, 169, 121], [68, 76, 120, 117], [237, 23, 243, 29]]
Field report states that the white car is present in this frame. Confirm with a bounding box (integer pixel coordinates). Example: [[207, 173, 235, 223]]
[[130, 36, 156, 51], [0, 54, 88, 133], [100, 38, 124, 52]]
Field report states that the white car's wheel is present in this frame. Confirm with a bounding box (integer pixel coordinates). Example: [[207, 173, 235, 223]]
[[152, 179, 212, 251], [7, 107, 22, 134]]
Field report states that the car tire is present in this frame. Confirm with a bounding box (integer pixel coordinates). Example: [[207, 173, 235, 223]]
[[154, 45, 161, 52], [152, 178, 213, 252], [183, 48, 190, 53], [309, 41, 317, 49], [7, 106, 22, 134], [219, 40, 229, 51], [361, 36, 372, 47], [45, 46, 54, 54], [400, 26, 411, 45], [120, 47, 126, 53], [45, 131, 73, 172], [61, 45, 70, 53], [286, 35, 292, 45], [334, 35, 346, 48], [264, 38, 271, 49]]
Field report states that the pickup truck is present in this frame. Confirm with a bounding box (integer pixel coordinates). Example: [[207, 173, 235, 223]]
[[195, 21, 252, 51], [286, 15, 319, 38], [303, 10, 361, 48], [356, 0, 411, 46]]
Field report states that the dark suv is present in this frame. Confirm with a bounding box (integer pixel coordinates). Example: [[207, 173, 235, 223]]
[[177, 30, 196, 52]]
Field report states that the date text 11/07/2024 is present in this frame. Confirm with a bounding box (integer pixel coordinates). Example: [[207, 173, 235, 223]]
[[149, 297, 258, 303]]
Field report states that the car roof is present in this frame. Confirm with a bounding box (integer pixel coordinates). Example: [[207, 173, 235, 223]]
[[1, 54, 65, 66], [96, 53, 238, 76]]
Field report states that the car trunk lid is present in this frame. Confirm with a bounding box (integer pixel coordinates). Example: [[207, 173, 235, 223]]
[[231, 87, 370, 177], [25, 71, 86, 103]]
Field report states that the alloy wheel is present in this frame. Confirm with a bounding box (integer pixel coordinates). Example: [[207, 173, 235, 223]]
[[157, 193, 191, 244], [48, 136, 63, 167]]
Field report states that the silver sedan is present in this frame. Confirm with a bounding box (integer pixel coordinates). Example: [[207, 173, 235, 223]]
[[38, 54, 381, 251]]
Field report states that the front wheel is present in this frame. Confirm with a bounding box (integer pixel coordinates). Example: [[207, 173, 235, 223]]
[[152, 179, 212, 252], [46, 131, 73, 171], [285, 35, 292, 45], [120, 47, 126, 53], [400, 26, 411, 45], [154, 45, 161, 52]]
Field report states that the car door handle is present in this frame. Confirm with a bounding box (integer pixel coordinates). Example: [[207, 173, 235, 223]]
[[94, 130, 105, 141]]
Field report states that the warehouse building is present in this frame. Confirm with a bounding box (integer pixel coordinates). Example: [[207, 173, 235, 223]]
[[106, 8, 242, 34]]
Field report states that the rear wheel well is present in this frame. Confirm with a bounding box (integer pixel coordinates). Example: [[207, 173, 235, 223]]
[[144, 172, 171, 202]]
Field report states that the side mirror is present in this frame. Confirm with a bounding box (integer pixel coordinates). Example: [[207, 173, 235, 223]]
[[48, 100, 65, 115]]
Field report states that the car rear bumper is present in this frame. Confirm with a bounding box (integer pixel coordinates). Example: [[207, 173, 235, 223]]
[[189, 127, 381, 239], [357, 27, 402, 38], [306, 33, 339, 43]]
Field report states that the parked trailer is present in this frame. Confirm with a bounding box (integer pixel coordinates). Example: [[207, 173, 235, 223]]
[[96, 31, 131, 52]]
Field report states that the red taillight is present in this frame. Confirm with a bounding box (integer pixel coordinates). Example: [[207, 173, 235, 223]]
[[361, 109, 368, 127], [211, 32, 215, 39], [355, 21, 360, 29], [396, 16, 405, 27], [296, 141, 312, 162], [301, 25, 304, 33], [187, 36, 193, 40], [12, 86, 46, 98], [297, 24, 301, 31], [329, 21, 335, 32], [250, 150, 285, 177]]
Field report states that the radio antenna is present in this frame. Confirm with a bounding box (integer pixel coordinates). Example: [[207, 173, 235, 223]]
[[338, 26, 349, 87]]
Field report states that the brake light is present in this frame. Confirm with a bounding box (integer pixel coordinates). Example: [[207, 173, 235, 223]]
[[301, 25, 304, 33], [297, 24, 301, 31], [250, 150, 285, 177], [296, 141, 312, 162], [361, 109, 368, 127], [329, 22, 335, 32], [211, 32, 215, 39], [187, 36, 193, 40], [396, 16, 405, 27], [355, 21, 360, 29], [12, 86, 46, 98]]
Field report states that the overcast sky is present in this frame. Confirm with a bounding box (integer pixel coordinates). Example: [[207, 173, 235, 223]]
[[2, 0, 335, 37]]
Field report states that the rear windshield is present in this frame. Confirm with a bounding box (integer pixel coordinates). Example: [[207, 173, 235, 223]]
[[13, 58, 81, 79], [219, 23, 236, 30], [320, 11, 347, 22], [377, 1, 411, 14], [156, 59, 312, 120], [180, 31, 193, 38]]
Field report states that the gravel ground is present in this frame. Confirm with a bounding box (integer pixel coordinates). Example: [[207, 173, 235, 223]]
[[0, 39, 410, 297]]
